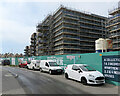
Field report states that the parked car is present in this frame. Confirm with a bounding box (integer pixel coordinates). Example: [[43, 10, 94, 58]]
[[27, 60, 40, 70], [40, 60, 63, 74], [19, 61, 27, 68], [65, 64, 105, 85], [2, 60, 10, 66]]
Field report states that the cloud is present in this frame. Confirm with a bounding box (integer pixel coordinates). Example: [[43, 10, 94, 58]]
[[0, 1, 119, 54], [1, 19, 35, 45]]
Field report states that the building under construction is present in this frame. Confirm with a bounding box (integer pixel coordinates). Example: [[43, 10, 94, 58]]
[[30, 33, 37, 56], [24, 33, 37, 56], [24, 46, 31, 57], [36, 6, 107, 56], [107, 1, 120, 51]]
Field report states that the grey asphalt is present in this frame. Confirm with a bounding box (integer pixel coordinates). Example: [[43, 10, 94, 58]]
[[1, 66, 25, 94], [2, 66, 88, 94], [1, 66, 119, 95]]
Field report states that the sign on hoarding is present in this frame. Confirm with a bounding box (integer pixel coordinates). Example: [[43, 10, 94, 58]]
[[102, 55, 120, 82], [47, 56, 63, 65], [12, 58, 15, 65]]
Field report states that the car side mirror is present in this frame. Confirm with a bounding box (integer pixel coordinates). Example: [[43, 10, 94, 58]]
[[78, 70, 82, 73]]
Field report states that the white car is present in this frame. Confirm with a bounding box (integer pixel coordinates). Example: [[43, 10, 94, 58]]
[[40, 60, 63, 74], [27, 60, 40, 70], [65, 64, 105, 85]]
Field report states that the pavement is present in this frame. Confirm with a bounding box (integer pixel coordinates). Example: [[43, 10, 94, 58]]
[[1, 66, 26, 95], [1, 66, 120, 95]]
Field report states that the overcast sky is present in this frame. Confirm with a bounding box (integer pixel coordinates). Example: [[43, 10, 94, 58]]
[[0, 0, 119, 54]]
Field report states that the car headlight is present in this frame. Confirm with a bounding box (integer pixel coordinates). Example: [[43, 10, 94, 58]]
[[89, 74, 95, 77]]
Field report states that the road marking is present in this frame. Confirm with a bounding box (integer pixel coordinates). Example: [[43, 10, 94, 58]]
[[4, 74, 13, 77]]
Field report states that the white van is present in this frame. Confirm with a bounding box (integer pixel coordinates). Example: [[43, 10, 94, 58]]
[[40, 60, 63, 74], [27, 60, 40, 70]]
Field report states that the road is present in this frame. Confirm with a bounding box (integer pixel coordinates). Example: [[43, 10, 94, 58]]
[[2, 66, 88, 94], [1, 66, 26, 95], [1, 66, 119, 95]]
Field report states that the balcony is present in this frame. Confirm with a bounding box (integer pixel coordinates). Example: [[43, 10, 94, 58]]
[[53, 16, 62, 25], [54, 41, 64, 46], [54, 46, 89, 51], [63, 11, 79, 19], [80, 29, 104, 35], [110, 26, 120, 32], [54, 51, 64, 55], [63, 35, 80, 40], [64, 45, 80, 48], [38, 33, 43, 37], [53, 25, 63, 33], [106, 20, 120, 27], [109, 33, 120, 38], [79, 15, 104, 23], [79, 19, 103, 27], [109, 7, 120, 15], [80, 25, 104, 31], [113, 39, 120, 44], [54, 21, 63, 29], [63, 14, 79, 21], [54, 36, 63, 42], [80, 44, 94, 47], [112, 44, 120, 48], [63, 24, 79, 29], [54, 10, 63, 19], [79, 33, 100, 38], [38, 46, 47, 50], [64, 40, 80, 45], [63, 20, 79, 26], [79, 38, 95, 42]]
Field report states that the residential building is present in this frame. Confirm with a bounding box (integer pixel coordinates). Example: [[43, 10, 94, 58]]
[[24, 46, 31, 57], [30, 33, 37, 56], [107, 1, 120, 51], [36, 6, 107, 56], [0, 53, 24, 58]]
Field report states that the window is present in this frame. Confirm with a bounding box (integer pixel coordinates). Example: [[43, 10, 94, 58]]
[[79, 65, 96, 71], [49, 62, 59, 66], [45, 62, 49, 67], [72, 65, 80, 71], [27, 62, 31, 64], [36, 61, 40, 63]]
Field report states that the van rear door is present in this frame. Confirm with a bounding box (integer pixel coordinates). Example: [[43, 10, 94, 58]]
[[35, 60, 40, 69]]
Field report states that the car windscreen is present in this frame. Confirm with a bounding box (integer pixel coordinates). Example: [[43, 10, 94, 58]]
[[23, 61, 27, 64], [36, 61, 40, 63], [27, 62, 31, 64], [79, 65, 96, 71], [49, 62, 59, 66]]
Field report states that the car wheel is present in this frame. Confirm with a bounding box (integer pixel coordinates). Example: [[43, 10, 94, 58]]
[[81, 77, 87, 85], [33, 67, 35, 70], [40, 68, 43, 72], [49, 70, 52, 75], [65, 73, 69, 79]]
